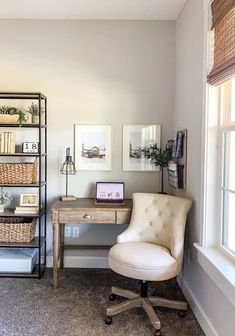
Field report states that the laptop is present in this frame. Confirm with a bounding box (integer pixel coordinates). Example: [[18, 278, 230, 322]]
[[95, 182, 125, 205]]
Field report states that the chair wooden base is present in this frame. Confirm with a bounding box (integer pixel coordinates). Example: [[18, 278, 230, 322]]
[[106, 286, 188, 333]]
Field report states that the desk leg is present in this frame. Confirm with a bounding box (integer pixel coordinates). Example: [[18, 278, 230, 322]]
[[52, 210, 59, 289], [60, 223, 65, 269]]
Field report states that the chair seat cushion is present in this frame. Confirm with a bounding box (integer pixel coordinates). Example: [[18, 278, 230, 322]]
[[108, 242, 180, 281]]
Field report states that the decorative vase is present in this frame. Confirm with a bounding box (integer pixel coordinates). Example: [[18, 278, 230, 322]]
[[24, 112, 32, 124], [0, 204, 4, 212], [32, 116, 39, 124]]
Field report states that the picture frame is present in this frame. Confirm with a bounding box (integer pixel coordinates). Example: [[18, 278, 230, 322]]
[[20, 193, 39, 207], [74, 124, 112, 171], [123, 124, 161, 171]]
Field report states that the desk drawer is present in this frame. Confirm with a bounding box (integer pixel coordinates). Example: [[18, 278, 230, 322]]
[[116, 210, 131, 224], [59, 210, 115, 224]]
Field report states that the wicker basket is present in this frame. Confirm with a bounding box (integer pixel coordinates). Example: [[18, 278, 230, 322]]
[[0, 114, 19, 124], [0, 160, 37, 184], [0, 217, 36, 243]]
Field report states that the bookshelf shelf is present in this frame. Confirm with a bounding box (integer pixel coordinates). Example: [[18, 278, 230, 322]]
[[0, 153, 46, 157], [0, 91, 47, 279], [0, 209, 46, 218], [0, 237, 46, 248], [0, 182, 47, 187], [0, 124, 46, 128], [0, 264, 46, 278]]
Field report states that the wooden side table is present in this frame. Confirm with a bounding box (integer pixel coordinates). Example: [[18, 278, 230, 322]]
[[51, 198, 132, 288]]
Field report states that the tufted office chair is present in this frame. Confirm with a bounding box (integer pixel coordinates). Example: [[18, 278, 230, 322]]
[[105, 193, 192, 336]]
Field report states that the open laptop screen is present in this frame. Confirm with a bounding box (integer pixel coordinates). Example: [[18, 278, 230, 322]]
[[96, 182, 124, 203]]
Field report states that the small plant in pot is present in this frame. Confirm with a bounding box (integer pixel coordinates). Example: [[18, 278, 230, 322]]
[[0, 105, 27, 125], [150, 145, 172, 194], [27, 103, 44, 124], [0, 188, 12, 212]]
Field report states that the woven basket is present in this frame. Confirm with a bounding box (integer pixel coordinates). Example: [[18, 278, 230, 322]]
[[0, 114, 19, 124], [0, 160, 37, 184], [0, 217, 36, 243]]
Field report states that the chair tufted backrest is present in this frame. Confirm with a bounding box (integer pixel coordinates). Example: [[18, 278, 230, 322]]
[[126, 193, 192, 261]]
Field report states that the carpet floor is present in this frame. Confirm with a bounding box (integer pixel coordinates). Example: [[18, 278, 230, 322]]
[[0, 269, 205, 336]]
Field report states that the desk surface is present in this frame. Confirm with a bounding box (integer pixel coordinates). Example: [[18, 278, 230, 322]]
[[51, 198, 133, 211]]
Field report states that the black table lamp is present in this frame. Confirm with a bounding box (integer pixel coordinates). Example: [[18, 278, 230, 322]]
[[60, 147, 76, 201]]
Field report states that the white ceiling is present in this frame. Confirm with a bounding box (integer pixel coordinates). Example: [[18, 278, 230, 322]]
[[0, 0, 186, 20]]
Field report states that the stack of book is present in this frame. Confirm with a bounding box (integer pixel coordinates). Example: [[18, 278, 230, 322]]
[[14, 206, 39, 215], [0, 132, 16, 153]]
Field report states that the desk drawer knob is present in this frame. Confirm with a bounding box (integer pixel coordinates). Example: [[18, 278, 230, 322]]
[[83, 214, 92, 220]]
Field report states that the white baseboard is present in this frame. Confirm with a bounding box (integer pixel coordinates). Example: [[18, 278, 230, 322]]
[[178, 274, 219, 336], [46, 250, 109, 269]]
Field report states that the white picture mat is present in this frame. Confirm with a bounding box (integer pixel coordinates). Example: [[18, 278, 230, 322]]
[[123, 124, 161, 171], [75, 124, 112, 171], [20, 193, 39, 206]]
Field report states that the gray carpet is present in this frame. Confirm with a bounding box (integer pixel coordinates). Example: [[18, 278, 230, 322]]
[[0, 269, 205, 336]]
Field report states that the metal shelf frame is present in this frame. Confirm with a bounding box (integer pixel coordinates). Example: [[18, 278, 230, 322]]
[[0, 92, 47, 279]]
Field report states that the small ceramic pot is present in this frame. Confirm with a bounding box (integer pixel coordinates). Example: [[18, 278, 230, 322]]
[[32, 116, 39, 124], [0, 204, 4, 212]]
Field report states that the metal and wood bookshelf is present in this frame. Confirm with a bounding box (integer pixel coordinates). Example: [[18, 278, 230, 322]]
[[0, 92, 47, 278]]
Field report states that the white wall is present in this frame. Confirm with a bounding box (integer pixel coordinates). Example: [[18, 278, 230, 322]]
[[175, 1, 235, 335], [0, 20, 175, 249]]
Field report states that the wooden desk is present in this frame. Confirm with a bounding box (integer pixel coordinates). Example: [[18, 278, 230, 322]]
[[51, 198, 132, 288]]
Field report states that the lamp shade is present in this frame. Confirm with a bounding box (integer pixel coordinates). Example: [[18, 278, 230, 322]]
[[60, 147, 76, 175]]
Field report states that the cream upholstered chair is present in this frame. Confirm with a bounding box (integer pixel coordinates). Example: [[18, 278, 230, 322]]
[[105, 193, 192, 336]]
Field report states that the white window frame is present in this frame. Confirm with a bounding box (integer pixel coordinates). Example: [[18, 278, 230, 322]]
[[194, 0, 235, 308], [218, 106, 235, 260]]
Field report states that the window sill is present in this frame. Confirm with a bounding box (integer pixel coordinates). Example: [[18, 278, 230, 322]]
[[194, 243, 235, 307]]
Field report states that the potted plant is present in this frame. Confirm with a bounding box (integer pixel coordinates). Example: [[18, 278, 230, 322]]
[[27, 103, 44, 124], [150, 145, 172, 194], [0, 187, 12, 212], [0, 105, 27, 124]]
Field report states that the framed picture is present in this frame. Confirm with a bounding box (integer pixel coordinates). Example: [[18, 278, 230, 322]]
[[74, 125, 112, 171], [123, 124, 161, 171], [20, 193, 39, 207]]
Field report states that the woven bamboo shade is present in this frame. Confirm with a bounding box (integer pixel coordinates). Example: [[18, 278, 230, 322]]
[[208, 0, 235, 85]]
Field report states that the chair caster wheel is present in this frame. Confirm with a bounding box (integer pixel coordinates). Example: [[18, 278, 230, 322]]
[[154, 330, 161, 336], [105, 316, 113, 325], [178, 310, 187, 318], [109, 293, 116, 301]]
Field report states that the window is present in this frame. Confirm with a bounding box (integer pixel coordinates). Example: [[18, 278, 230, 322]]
[[220, 78, 235, 255], [195, 0, 235, 307]]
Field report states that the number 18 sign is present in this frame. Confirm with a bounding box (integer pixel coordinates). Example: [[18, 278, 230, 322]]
[[22, 142, 39, 153]]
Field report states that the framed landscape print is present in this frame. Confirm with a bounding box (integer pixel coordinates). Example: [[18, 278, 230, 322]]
[[123, 124, 161, 171], [75, 125, 112, 171]]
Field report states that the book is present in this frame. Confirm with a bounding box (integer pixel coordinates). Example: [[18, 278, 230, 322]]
[[4, 132, 8, 153], [7, 132, 11, 153], [0, 133, 2, 153], [14, 210, 39, 214], [10, 132, 16, 153], [0, 133, 4, 153], [15, 206, 39, 211], [14, 206, 39, 214]]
